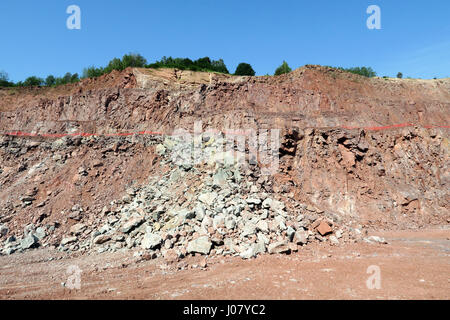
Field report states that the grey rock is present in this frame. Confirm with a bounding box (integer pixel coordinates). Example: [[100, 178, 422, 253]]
[[268, 241, 290, 254], [70, 223, 86, 236], [256, 220, 269, 233], [194, 204, 206, 221], [364, 236, 388, 244], [213, 215, 225, 229], [61, 236, 78, 246], [224, 216, 237, 230], [120, 216, 144, 233], [141, 233, 162, 250], [246, 197, 261, 205], [187, 236, 212, 255], [262, 198, 272, 209], [93, 235, 111, 245], [0, 225, 8, 237], [257, 232, 270, 245], [241, 222, 256, 237], [294, 231, 308, 245], [20, 234, 39, 250], [155, 144, 166, 155], [34, 227, 47, 240], [198, 192, 218, 206], [274, 216, 287, 231], [329, 235, 339, 245], [287, 226, 296, 242]]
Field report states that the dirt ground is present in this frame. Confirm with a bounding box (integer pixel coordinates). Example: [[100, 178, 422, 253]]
[[0, 227, 448, 300]]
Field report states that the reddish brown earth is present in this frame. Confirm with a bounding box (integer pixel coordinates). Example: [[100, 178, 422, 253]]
[[0, 228, 448, 300]]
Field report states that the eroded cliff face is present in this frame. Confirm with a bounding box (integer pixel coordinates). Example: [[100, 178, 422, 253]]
[[1, 66, 449, 135], [0, 66, 448, 256], [277, 126, 449, 229]]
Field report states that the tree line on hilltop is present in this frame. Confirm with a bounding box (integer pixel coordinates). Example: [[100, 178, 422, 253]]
[[1, 53, 381, 88]]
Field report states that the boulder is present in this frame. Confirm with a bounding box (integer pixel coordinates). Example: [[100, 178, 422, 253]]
[[187, 236, 212, 255]]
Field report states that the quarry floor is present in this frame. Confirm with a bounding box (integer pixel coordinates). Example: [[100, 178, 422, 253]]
[[0, 228, 449, 300]]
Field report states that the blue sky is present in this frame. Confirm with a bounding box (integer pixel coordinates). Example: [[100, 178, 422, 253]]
[[1, 0, 449, 82]]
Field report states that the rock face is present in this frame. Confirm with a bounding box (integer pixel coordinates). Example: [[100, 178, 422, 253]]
[[0, 66, 448, 260]]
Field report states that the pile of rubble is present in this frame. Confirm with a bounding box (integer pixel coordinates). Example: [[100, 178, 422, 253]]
[[0, 132, 369, 261]]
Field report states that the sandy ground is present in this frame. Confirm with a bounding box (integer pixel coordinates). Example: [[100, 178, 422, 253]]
[[0, 228, 449, 300]]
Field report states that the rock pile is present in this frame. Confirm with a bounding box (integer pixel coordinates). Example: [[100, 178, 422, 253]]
[[1, 133, 363, 261]]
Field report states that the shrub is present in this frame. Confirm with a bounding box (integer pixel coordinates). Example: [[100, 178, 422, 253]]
[[82, 66, 105, 79], [121, 53, 147, 69], [147, 56, 230, 74], [45, 75, 56, 86], [22, 76, 44, 87], [397, 72, 403, 79], [234, 63, 255, 76], [274, 61, 292, 76], [0, 70, 14, 87], [345, 66, 376, 78]]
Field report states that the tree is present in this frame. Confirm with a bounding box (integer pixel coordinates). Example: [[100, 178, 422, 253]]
[[0, 70, 8, 82], [211, 59, 229, 74], [195, 57, 212, 70], [234, 63, 255, 76], [104, 57, 123, 73], [274, 61, 292, 76], [345, 66, 376, 78], [397, 72, 403, 79], [45, 75, 56, 86], [121, 53, 147, 68], [0, 70, 14, 87], [70, 73, 80, 83], [23, 76, 44, 87], [82, 66, 105, 79], [63, 72, 73, 84]]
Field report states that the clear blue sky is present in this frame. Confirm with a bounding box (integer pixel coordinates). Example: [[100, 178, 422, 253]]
[[1, 0, 449, 82]]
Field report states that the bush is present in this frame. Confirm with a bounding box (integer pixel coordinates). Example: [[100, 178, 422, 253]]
[[274, 61, 292, 76], [234, 63, 255, 76], [345, 66, 376, 78], [397, 72, 403, 79], [22, 76, 44, 87], [0, 70, 14, 87], [104, 58, 123, 73], [82, 66, 105, 79], [45, 75, 56, 86], [147, 56, 230, 74], [121, 53, 147, 69]]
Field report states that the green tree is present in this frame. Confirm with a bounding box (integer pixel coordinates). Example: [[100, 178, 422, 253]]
[[397, 72, 403, 79], [70, 73, 80, 83], [345, 66, 376, 78], [82, 66, 105, 78], [45, 75, 56, 86], [195, 57, 212, 70], [274, 61, 292, 76], [0, 70, 8, 82], [121, 53, 147, 68], [211, 59, 229, 73], [23, 76, 44, 87], [234, 63, 255, 76], [63, 72, 73, 84], [104, 57, 123, 73], [0, 70, 14, 87]]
